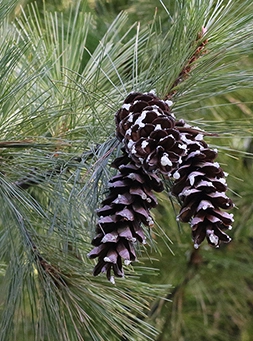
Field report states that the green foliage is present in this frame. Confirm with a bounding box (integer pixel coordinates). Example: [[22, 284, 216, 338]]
[[1, 0, 253, 340]]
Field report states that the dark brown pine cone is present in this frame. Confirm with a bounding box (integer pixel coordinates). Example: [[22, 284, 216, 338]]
[[88, 151, 164, 283], [171, 119, 234, 248], [90, 91, 234, 281], [116, 92, 186, 176]]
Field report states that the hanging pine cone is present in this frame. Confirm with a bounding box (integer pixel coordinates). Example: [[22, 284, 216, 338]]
[[172, 119, 234, 248], [88, 150, 163, 282], [89, 91, 234, 281], [116, 92, 186, 176], [116, 92, 233, 248]]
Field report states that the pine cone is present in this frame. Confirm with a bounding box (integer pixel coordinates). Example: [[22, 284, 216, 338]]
[[116, 92, 186, 176], [89, 92, 234, 281], [88, 151, 163, 282], [172, 119, 234, 248]]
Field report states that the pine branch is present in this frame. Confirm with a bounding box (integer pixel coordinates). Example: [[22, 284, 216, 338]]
[[13, 148, 97, 190], [20, 218, 67, 287], [155, 255, 200, 341], [165, 26, 208, 100], [149, 248, 203, 319]]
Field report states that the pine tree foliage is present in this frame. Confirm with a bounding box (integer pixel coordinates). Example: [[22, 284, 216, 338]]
[[0, 2, 167, 341], [1, 0, 253, 340]]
